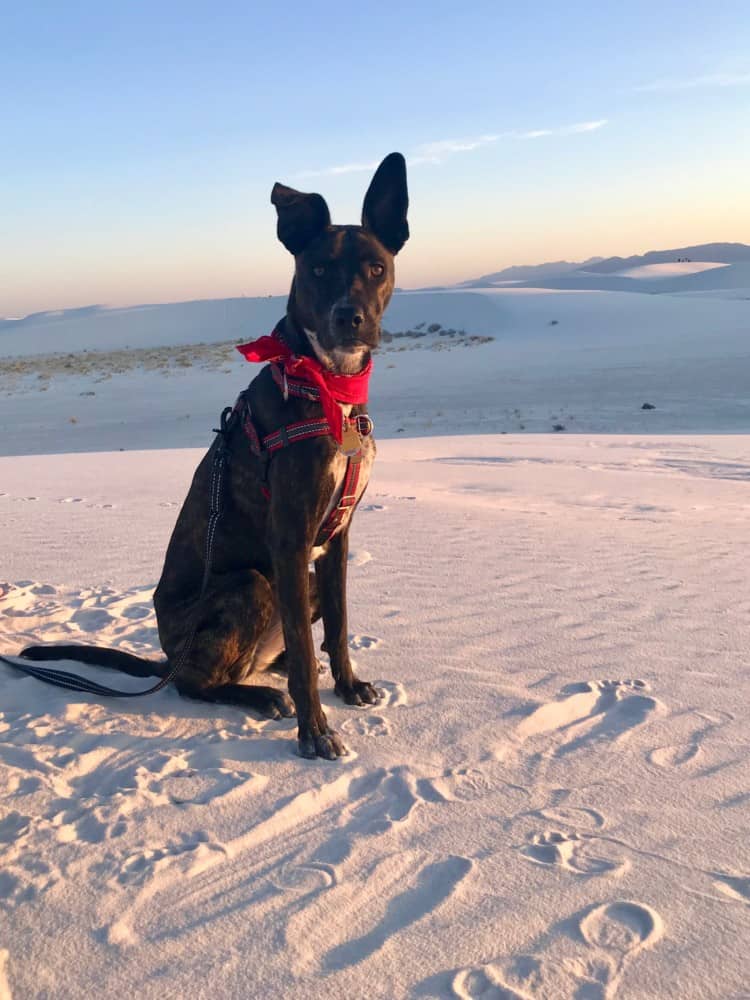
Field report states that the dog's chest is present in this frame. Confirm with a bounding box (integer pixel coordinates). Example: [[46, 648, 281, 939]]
[[310, 433, 375, 560]]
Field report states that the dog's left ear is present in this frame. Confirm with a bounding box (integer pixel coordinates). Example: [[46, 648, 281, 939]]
[[362, 152, 409, 255], [271, 183, 331, 255]]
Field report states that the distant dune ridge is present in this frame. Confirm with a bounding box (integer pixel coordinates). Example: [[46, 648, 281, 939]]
[[577, 241, 750, 274], [459, 258, 605, 286], [458, 241, 750, 289], [4, 243, 750, 334]]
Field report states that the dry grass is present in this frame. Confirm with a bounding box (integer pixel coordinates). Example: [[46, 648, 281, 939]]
[[0, 325, 494, 395]]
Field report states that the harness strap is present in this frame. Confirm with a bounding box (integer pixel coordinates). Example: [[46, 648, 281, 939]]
[[270, 363, 320, 401], [235, 388, 372, 547], [315, 451, 363, 546], [263, 418, 331, 453]]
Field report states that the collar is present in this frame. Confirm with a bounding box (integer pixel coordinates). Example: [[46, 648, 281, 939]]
[[236, 323, 371, 444]]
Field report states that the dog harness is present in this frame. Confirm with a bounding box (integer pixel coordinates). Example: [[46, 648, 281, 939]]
[[235, 327, 374, 546]]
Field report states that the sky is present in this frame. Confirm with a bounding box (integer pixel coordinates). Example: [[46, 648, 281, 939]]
[[2, 0, 750, 316]]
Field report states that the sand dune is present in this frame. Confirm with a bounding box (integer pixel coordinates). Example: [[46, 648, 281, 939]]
[[1, 434, 750, 998]]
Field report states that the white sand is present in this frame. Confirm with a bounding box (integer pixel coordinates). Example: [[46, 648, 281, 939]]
[[2, 288, 750, 458], [612, 262, 729, 280], [1, 290, 749, 999]]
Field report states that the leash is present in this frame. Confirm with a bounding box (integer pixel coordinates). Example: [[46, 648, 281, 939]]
[[0, 408, 234, 698]]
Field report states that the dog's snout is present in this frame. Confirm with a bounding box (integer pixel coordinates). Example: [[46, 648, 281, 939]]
[[332, 305, 365, 333]]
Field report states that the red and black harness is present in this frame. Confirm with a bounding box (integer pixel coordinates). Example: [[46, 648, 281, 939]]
[[233, 360, 374, 548]]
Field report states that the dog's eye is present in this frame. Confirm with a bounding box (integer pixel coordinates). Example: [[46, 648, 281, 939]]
[[313, 266, 325, 277], [370, 262, 385, 277]]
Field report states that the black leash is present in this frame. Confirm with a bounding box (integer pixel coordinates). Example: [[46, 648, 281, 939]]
[[0, 408, 234, 698]]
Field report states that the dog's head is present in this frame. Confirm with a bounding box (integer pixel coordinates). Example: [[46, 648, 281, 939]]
[[271, 153, 408, 373]]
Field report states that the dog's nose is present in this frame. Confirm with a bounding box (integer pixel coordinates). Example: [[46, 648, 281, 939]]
[[332, 305, 365, 332]]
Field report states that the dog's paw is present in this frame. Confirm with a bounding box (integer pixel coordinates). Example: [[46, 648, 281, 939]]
[[297, 729, 349, 760], [259, 689, 296, 720], [334, 679, 384, 707]]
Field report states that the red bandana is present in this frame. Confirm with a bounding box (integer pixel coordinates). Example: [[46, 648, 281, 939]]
[[236, 327, 372, 444]]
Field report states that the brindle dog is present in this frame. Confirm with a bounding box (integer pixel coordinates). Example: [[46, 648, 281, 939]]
[[21, 153, 409, 760]]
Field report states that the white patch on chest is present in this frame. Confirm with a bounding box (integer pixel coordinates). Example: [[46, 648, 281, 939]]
[[304, 327, 367, 375]]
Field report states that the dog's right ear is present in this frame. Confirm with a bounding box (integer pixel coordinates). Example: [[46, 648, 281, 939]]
[[362, 152, 409, 255], [271, 183, 331, 255]]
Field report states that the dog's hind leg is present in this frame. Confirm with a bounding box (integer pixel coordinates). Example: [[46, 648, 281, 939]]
[[180, 679, 296, 720], [165, 569, 295, 720]]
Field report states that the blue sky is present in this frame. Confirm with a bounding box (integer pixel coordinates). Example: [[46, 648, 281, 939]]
[[3, 0, 750, 315]]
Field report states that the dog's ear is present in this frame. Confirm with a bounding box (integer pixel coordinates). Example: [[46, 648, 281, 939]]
[[361, 152, 409, 255], [271, 183, 331, 255]]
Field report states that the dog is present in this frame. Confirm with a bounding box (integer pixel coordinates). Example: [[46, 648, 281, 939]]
[[20, 153, 409, 760]]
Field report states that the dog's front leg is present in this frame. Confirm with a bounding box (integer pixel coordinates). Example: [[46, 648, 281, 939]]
[[272, 530, 348, 760], [316, 530, 382, 707]]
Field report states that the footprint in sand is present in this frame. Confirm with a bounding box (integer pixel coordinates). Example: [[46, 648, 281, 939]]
[[114, 833, 222, 887], [349, 633, 381, 651], [340, 713, 391, 738], [0, 581, 159, 647], [271, 861, 336, 894], [454, 901, 663, 1000], [348, 549, 372, 567], [376, 679, 407, 707], [647, 710, 732, 771], [70, 607, 114, 631], [158, 767, 262, 806], [512, 679, 663, 758], [520, 830, 628, 877], [361, 502, 387, 512], [417, 763, 527, 807], [452, 967, 530, 999], [121, 605, 152, 620], [348, 766, 422, 836], [580, 900, 664, 975], [57, 497, 86, 503], [535, 804, 606, 831]]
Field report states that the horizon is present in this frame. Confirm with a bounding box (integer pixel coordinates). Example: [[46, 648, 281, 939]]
[[4, 1, 750, 316], [3, 237, 748, 320]]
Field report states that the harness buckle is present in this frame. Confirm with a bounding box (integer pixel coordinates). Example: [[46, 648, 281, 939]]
[[355, 414, 374, 436]]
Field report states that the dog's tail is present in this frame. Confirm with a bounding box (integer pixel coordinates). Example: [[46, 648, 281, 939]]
[[19, 644, 166, 679]]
